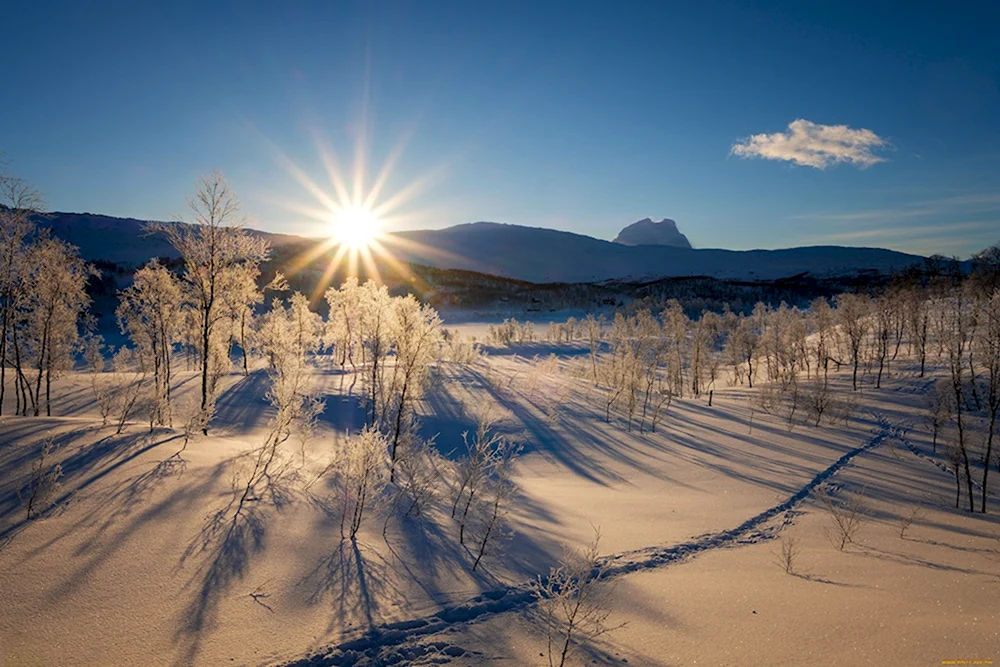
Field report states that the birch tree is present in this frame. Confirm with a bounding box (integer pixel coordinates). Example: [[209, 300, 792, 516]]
[[149, 172, 269, 433], [24, 237, 92, 416], [117, 259, 182, 425], [383, 295, 442, 482], [0, 173, 43, 416]]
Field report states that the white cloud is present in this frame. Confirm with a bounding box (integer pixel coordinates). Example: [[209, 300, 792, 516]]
[[730, 119, 888, 169]]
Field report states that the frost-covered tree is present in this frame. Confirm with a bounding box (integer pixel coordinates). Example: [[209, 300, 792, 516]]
[[337, 426, 390, 540], [150, 172, 269, 433], [233, 301, 322, 517], [24, 237, 92, 416], [835, 293, 871, 390], [533, 528, 622, 667], [383, 295, 442, 481], [358, 281, 393, 426], [975, 289, 1000, 512], [0, 172, 43, 416], [117, 259, 182, 425], [690, 311, 721, 398], [810, 297, 836, 385], [324, 276, 363, 370], [220, 263, 264, 376], [943, 284, 976, 512]]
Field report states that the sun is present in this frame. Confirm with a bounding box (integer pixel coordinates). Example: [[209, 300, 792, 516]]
[[332, 205, 381, 250]]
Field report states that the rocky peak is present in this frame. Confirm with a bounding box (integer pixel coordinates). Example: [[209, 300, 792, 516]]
[[612, 218, 692, 249]]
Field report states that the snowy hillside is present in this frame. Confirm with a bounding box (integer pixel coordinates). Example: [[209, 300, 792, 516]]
[[391, 221, 928, 283], [41, 212, 929, 283], [35, 211, 304, 267]]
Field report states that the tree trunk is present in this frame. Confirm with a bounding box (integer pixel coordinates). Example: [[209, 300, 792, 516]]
[[240, 309, 249, 376], [982, 412, 997, 513], [0, 290, 9, 417], [957, 414, 975, 513], [200, 310, 210, 434]]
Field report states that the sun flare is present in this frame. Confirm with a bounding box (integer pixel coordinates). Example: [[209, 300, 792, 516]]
[[331, 205, 381, 250]]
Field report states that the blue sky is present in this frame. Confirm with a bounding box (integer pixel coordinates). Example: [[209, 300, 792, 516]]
[[1, 0, 998, 256]]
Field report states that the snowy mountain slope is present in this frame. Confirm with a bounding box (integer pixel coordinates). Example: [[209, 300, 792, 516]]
[[39, 212, 929, 283], [35, 211, 303, 266], [389, 221, 928, 283]]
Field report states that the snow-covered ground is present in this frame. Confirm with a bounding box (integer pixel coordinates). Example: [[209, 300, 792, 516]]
[[1, 330, 998, 666]]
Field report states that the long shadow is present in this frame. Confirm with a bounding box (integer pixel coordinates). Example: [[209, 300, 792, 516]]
[[40, 456, 228, 608], [0, 425, 182, 544], [315, 393, 367, 433], [458, 363, 632, 485], [279, 417, 902, 666], [176, 495, 267, 666], [481, 341, 593, 358], [298, 539, 400, 637], [69, 444, 190, 558], [791, 572, 868, 588], [212, 369, 273, 434], [851, 542, 996, 577]]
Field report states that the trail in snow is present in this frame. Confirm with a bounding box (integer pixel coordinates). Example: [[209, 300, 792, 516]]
[[278, 416, 904, 667]]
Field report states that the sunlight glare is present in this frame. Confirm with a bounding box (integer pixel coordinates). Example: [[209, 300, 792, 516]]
[[332, 205, 381, 250]]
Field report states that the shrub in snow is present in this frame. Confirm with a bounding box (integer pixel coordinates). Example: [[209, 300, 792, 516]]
[[532, 527, 623, 667], [20, 439, 63, 521]]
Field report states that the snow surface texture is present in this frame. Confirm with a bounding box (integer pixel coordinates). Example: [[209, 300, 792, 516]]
[[2, 330, 998, 666], [279, 416, 901, 666], [612, 218, 693, 249]]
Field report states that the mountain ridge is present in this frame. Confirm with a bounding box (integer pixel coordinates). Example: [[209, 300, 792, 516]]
[[35, 210, 932, 284]]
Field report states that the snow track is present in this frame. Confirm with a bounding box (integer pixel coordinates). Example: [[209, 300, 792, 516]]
[[279, 418, 902, 666]]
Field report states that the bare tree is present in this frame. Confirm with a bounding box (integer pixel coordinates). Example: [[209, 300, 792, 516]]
[[117, 259, 182, 426], [149, 172, 269, 433], [470, 465, 516, 572], [111, 348, 149, 434], [976, 288, 1000, 512], [532, 527, 623, 667], [904, 287, 930, 377], [836, 293, 871, 391], [336, 427, 390, 540], [383, 295, 442, 481], [819, 487, 868, 550], [452, 410, 519, 546], [872, 293, 893, 388], [774, 534, 800, 574], [943, 284, 976, 512], [21, 237, 92, 416], [805, 376, 833, 427], [384, 424, 442, 531], [20, 439, 63, 521], [926, 379, 953, 454], [84, 335, 115, 426], [0, 171, 43, 416], [898, 504, 924, 539]]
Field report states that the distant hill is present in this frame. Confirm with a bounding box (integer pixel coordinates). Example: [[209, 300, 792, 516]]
[[390, 221, 928, 283], [37, 211, 931, 283], [613, 218, 692, 249], [34, 211, 303, 267]]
